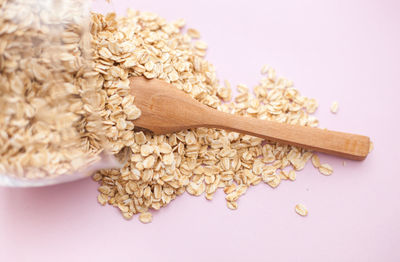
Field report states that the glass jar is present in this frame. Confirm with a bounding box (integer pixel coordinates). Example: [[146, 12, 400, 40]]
[[0, 0, 117, 187]]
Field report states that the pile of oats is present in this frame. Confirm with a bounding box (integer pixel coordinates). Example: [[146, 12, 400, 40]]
[[90, 9, 332, 222], [0, 0, 104, 179]]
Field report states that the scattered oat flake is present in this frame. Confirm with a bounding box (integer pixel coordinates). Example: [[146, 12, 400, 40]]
[[330, 101, 339, 113], [123, 212, 133, 220], [369, 141, 374, 153], [187, 28, 201, 38], [139, 212, 152, 224], [140, 144, 154, 156], [311, 154, 321, 168], [295, 204, 308, 216], [227, 201, 238, 210], [97, 194, 107, 206], [319, 163, 333, 176], [194, 40, 208, 50], [261, 64, 269, 75], [288, 170, 296, 181]]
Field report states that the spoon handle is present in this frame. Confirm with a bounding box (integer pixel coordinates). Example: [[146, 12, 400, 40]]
[[204, 109, 370, 160], [129, 77, 370, 160]]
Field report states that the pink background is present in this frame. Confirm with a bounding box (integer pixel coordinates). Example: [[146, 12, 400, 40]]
[[1, 0, 400, 261]]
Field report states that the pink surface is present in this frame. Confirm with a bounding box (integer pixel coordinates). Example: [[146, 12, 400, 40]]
[[1, 0, 400, 261]]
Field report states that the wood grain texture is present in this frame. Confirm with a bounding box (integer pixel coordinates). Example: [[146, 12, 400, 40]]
[[130, 77, 370, 160]]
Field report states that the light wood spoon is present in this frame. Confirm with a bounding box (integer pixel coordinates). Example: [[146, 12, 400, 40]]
[[130, 77, 370, 160]]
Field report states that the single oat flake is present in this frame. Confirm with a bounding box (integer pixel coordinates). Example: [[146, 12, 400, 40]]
[[319, 163, 334, 176], [311, 154, 321, 168], [330, 101, 339, 113], [139, 212, 153, 224], [187, 28, 201, 39], [295, 204, 308, 216]]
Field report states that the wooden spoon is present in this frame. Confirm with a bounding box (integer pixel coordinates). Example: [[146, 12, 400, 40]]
[[130, 77, 370, 160]]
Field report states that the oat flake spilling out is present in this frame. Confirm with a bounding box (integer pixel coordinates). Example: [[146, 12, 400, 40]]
[[89, 9, 334, 223], [0, 0, 104, 179]]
